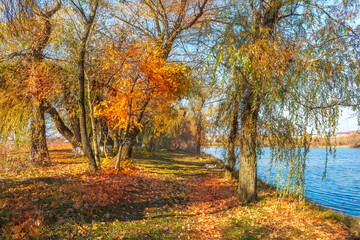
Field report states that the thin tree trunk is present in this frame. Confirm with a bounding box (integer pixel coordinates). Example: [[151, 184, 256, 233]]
[[78, 44, 97, 172], [111, 129, 121, 156], [87, 77, 100, 166], [195, 113, 202, 158], [238, 95, 259, 203], [103, 140, 108, 158], [114, 93, 151, 169], [114, 141, 122, 169], [115, 97, 133, 169], [92, 124, 100, 167], [89, 97, 100, 166], [193, 99, 205, 158], [147, 135, 154, 155], [225, 94, 239, 179], [101, 122, 110, 158], [63, 82, 82, 147], [75, 0, 99, 173]]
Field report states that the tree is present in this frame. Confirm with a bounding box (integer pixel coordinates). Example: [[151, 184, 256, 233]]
[[0, 0, 61, 163], [192, 97, 205, 158], [188, 73, 214, 158], [68, 0, 100, 172], [143, 106, 196, 152], [211, 0, 360, 203], [95, 0, 212, 165], [97, 40, 190, 169], [111, 0, 212, 58], [225, 91, 240, 179]]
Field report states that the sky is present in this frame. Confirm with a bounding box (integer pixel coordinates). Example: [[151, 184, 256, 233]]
[[337, 107, 359, 132]]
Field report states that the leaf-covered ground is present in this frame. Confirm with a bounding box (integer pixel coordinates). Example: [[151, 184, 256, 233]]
[[1, 144, 359, 239]]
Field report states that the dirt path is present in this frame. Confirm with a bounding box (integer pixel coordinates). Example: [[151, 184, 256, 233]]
[[0, 146, 359, 239]]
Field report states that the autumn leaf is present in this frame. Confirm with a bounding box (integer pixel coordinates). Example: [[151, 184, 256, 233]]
[[73, 201, 81, 210]]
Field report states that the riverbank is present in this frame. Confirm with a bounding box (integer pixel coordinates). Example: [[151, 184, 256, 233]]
[[0, 145, 359, 239], [207, 144, 358, 149], [205, 147, 360, 217]]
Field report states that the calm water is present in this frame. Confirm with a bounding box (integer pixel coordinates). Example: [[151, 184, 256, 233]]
[[205, 147, 360, 217]]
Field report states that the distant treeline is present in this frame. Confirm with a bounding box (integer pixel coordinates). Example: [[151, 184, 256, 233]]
[[206, 131, 360, 149], [311, 131, 360, 148]]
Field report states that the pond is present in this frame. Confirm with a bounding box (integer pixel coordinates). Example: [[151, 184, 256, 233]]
[[205, 147, 360, 217]]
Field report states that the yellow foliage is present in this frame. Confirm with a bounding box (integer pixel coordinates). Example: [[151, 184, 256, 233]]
[[96, 40, 190, 132]]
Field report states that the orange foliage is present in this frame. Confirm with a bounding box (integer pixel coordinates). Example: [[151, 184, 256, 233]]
[[96, 40, 190, 131]]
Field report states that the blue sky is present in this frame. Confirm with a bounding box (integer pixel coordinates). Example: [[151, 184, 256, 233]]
[[337, 107, 359, 132]]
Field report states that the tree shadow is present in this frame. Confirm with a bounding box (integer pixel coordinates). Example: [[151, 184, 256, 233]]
[[1, 149, 236, 238], [0, 167, 192, 237], [0, 176, 70, 187]]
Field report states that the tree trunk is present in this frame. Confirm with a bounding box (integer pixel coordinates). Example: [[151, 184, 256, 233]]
[[72, 0, 99, 172], [43, 105, 81, 149], [63, 82, 82, 147], [100, 120, 110, 158], [193, 99, 205, 158], [30, 100, 49, 163], [78, 46, 97, 172], [114, 89, 151, 169], [238, 96, 259, 203], [111, 129, 121, 155], [194, 113, 202, 158], [236, 0, 279, 202], [225, 94, 239, 179], [90, 107, 100, 166], [120, 137, 134, 159], [147, 135, 155, 155], [115, 127, 139, 169], [27, 2, 61, 164], [87, 76, 100, 166]]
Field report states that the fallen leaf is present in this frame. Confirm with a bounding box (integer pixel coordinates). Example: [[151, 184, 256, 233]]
[[73, 201, 81, 209]]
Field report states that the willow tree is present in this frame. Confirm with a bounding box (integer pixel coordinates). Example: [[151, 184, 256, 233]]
[[211, 0, 359, 203], [0, 0, 61, 163]]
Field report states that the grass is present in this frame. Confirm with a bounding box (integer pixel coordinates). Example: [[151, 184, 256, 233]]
[[0, 144, 359, 239]]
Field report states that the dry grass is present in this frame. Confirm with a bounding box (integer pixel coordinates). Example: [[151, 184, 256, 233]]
[[0, 144, 359, 239]]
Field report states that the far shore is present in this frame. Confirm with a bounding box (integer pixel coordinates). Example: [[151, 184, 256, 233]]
[[207, 144, 359, 149]]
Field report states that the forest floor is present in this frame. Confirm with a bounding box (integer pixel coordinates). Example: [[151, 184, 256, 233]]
[[0, 144, 359, 239]]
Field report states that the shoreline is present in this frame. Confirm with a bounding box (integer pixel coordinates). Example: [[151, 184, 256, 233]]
[[202, 151, 360, 219], [207, 145, 359, 149], [1, 146, 359, 238]]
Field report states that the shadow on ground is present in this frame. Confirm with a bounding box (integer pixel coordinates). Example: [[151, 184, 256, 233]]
[[0, 148, 229, 239]]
